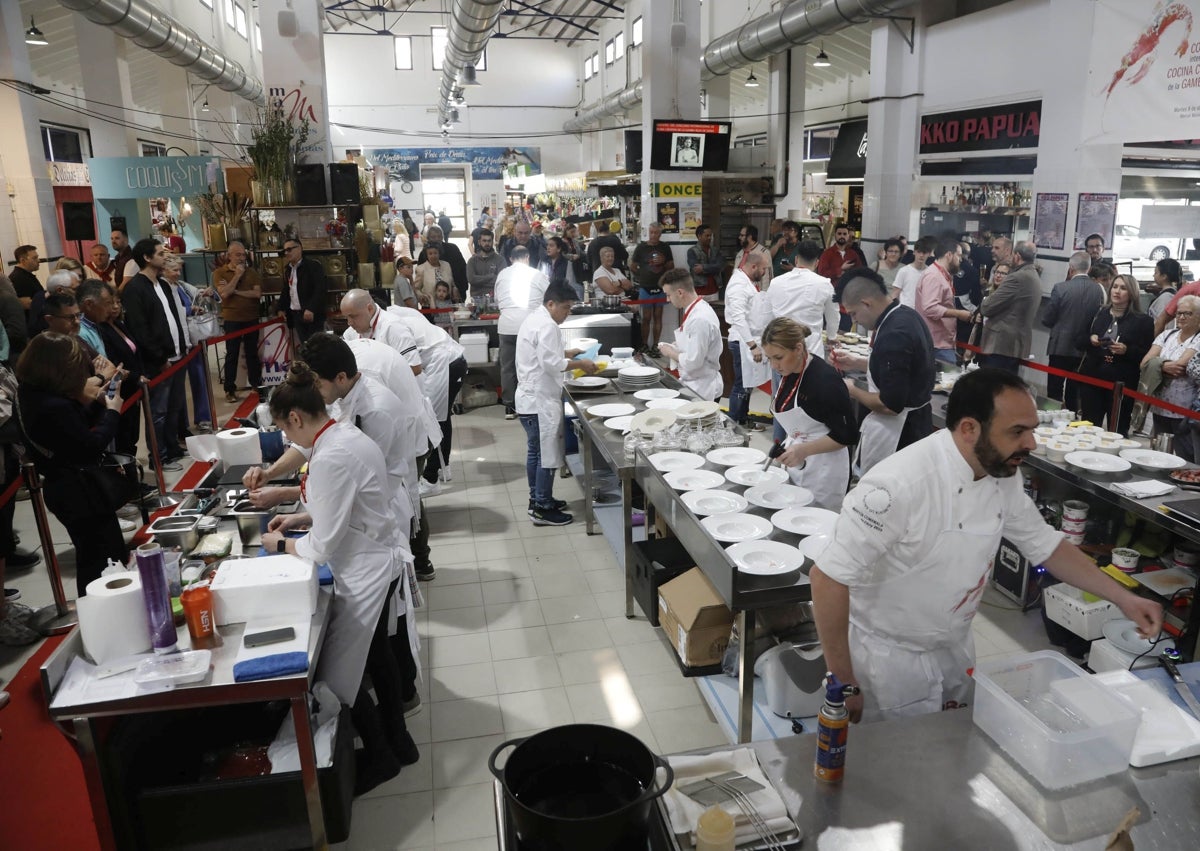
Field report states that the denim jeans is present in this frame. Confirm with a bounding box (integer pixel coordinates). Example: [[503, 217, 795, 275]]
[[519, 414, 556, 507], [933, 348, 958, 366], [150, 367, 187, 462], [185, 355, 211, 426], [727, 341, 750, 425]]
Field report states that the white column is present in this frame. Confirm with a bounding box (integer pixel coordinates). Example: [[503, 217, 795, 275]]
[[72, 17, 139, 156], [258, 0, 333, 165], [771, 48, 807, 216]]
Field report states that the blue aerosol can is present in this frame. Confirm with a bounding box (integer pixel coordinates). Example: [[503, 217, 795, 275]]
[[814, 673, 860, 783]]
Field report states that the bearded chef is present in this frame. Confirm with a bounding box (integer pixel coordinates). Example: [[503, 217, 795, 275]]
[[516, 282, 597, 526], [657, 269, 724, 402], [810, 369, 1163, 724], [760, 318, 858, 510], [724, 254, 771, 427], [260, 364, 419, 794]]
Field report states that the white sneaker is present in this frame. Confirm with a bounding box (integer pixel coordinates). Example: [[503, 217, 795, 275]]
[[419, 479, 443, 497], [439, 465, 453, 483]]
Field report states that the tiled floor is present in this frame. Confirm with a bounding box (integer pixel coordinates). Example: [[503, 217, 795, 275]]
[[0, 383, 1058, 851]]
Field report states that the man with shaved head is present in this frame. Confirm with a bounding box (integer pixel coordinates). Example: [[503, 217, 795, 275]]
[[341, 288, 422, 375]]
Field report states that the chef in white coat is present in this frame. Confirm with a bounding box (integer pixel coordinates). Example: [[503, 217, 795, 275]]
[[760, 318, 858, 510], [516, 282, 597, 526], [724, 255, 771, 426], [340, 288, 422, 373], [657, 269, 724, 402], [261, 364, 418, 793], [495, 244, 550, 419], [829, 270, 936, 475], [811, 369, 1163, 724]]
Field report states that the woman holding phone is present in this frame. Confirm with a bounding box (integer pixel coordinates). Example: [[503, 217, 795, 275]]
[[1078, 274, 1153, 434]]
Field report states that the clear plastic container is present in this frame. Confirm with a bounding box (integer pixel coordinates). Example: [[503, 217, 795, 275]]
[[133, 650, 213, 689], [972, 650, 1139, 789]]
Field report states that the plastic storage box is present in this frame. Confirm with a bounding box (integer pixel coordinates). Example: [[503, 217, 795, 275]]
[[973, 650, 1139, 789], [1043, 583, 1119, 640]]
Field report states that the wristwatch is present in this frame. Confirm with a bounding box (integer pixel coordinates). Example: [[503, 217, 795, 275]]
[[277, 538, 287, 554]]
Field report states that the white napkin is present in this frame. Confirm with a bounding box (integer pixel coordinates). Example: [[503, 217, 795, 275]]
[[1112, 479, 1176, 499], [663, 747, 796, 848]]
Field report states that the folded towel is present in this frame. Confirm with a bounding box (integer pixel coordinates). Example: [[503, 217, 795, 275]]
[[233, 651, 309, 682], [318, 564, 333, 585], [1112, 480, 1176, 499], [663, 747, 797, 847]]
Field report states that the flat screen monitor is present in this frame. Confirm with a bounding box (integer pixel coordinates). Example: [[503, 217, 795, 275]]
[[649, 120, 732, 171]]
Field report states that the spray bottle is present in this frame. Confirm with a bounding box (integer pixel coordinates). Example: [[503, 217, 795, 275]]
[[814, 672, 860, 783]]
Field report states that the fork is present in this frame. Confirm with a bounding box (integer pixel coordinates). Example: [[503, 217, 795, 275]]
[[705, 776, 789, 851]]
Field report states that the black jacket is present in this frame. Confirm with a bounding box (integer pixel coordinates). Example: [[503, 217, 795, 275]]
[[98, 318, 145, 397], [0, 276, 28, 361], [120, 273, 188, 373], [271, 256, 328, 321], [1079, 309, 1155, 386]]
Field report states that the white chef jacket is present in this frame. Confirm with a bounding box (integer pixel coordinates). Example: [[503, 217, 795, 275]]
[[343, 305, 421, 371], [818, 429, 1062, 649], [345, 338, 440, 463], [672, 297, 724, 402], [764, 267, 838, 359], [723, 269, 759, 346], [388, 306, 467, 420], [893, 264, 922, 309], [495, 264, 550, 335], [294, 421, 407, 705], [515, 305, 569, 468]]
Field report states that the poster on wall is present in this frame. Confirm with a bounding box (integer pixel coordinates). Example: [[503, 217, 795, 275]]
[[1084, 0, 1200, 143], [1033, 193, 1070, 251], [657, 202, 680, 235], [1074, 193, 1119, 250], [367, 147, 542, 181], [679, 201, 701, 238]]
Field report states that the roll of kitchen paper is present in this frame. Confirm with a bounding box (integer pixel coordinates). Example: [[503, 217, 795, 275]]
[[215, 428, 263, 467], [77, 573, 153, 664]]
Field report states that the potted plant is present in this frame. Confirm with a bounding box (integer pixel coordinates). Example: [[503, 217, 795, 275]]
[[246, 107, 310, 207]]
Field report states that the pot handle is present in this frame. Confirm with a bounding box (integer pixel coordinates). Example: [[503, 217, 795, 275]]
[[487, 736, 528, 780], [640, 753, 675, 803]]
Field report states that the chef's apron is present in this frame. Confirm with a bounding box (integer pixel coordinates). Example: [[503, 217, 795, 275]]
[[535, 393, 565, 470], [853, 308, 928, 475], [421, 343, 454, 421], [739, 338, 771, 391], [850, 506, 1002, 723], [772, 394, 849, 511], [674, 299, 724, 402]]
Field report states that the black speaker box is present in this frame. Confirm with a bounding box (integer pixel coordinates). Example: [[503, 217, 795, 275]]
[[329, 163, 360, 205], [63, 202, 96, 241], [294, 164, 327, 206], [624, 130, 643, 175]]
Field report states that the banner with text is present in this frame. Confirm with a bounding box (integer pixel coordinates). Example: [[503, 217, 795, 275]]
[[366, 147, 542, 181], [1085, 0, 1200, 143]]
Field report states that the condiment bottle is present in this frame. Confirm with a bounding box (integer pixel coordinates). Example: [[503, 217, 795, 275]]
[[695, 805, 735, 851]]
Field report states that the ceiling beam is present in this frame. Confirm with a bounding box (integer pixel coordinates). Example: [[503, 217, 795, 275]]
[[536, 0, 575, 37], [563, 0, 602, 45]]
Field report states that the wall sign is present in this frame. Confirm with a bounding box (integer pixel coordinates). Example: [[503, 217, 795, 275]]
[[827, 120, 867, 183], [919, 100, 1042, 155], [87, 156, 220, 198], [653, 183, 704, 197], [1033, 193, 1070, 251], [366, 147, 542, 181], [1074, 192, 1119, 250], [48, 161, 91, 187]]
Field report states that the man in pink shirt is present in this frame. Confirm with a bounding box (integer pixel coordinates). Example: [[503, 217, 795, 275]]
[[914, 237, 972, 364]]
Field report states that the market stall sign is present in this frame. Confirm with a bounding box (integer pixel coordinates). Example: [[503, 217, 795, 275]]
[[48, 161, 91, 187], [87, 156, 220, 198], [827, 119, 868, 184], [366, 147, 542, 181], [653, 183, 703, 197], [919, 100, 1041, 155]]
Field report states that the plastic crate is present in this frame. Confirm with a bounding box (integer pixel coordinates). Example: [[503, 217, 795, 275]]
[[973, 650, 1139, 789], [1043, 583, 1119, 640]]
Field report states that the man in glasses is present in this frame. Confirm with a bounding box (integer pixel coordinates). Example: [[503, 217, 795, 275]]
[[272, 238, 327, 345]]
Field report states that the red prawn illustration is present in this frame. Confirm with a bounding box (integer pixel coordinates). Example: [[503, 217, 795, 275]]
[[1104, 2, 1193, 98]]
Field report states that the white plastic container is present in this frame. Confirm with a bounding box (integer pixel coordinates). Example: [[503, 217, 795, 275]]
[[973, 651, 1139, 789], [210, 554, 317, 626], [134, 650, 213, 689], [1043, 583, 1119, 640]]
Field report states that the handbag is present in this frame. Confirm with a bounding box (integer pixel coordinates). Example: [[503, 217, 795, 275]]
[[186, 292, 221, 342]]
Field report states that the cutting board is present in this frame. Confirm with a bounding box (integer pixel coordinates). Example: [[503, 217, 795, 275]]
[[1132, 566, 1197, 599], [1092, 663, 1200, 766]]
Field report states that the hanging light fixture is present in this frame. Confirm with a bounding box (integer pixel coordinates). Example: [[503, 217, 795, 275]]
[[25, 17, 48, 46], [744, 71, 759, 88], [201, 97, 210, 112], [813, 44, 831, 68]]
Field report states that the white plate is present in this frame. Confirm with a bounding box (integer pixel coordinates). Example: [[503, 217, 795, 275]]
[[700, 513, 774, 543], [634, 388, 680, 401], [1064, 451, 1132, 475], [681, 489, 750, 516], [1119, 449, 1188, 471], [706, 447, 767, 467], [571, 337, 598, 350], [649, 451, 706, 472], [676, 400, 722, 420], [604, 415, 635, 431], [566, 375, 609, 388], [797, 534, 831, 562], [644, 398, 691, 411], [727, 540, 805, 576], [618, 366, 660, 379], [663, 469, 727, 491], [771, 506, 840, 537], [586, 402, 636, 418], [1102, 618, 1168, 657], [630, 409, 677, 434], [743, 483, 815, 510], [725, 465, 789, 487]]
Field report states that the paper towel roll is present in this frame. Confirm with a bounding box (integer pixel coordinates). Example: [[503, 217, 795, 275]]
[[215, 428, 263, 466], [77, 574, 153, 664]]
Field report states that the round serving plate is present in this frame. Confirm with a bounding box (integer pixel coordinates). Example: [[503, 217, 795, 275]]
[[700, 513, 774, 543], [663, 469, 727, 491], [770, 506, 839, 537], [727, 540, 805, 576], [725, 465, 789, 487], [648, 451, 706, 472], [634, 388, 679, 401], [705, 446, 767, 467], [743, 483, 814, 510], [681, 489, 750, 516]]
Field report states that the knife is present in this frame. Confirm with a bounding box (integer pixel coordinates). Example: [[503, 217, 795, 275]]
[[1159, 648, 1200, 720]]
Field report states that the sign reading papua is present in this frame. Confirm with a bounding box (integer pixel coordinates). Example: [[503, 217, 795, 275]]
[[919, 101, 1042, 154]]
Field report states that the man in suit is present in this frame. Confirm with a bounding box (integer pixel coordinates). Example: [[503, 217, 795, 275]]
[[121, 239, 191, 470], [272, 237, 327, 345], [1042, 251, 1103, 408], [978, 241, 1043, 374]]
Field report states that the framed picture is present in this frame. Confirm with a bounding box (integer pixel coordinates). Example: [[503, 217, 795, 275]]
[[1074, 192, 1118, 251], [1032, 193, 1069, 251], [670, 133, 705, 168]]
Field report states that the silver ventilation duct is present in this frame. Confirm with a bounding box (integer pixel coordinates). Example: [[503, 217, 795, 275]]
[[564, 0, 919, 132], [59, 0, 265, 104], [438, 0, 506, 123]]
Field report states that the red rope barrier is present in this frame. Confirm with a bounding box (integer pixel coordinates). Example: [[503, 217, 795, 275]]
[[0, 475, 22, 511], [144, 345, 200, 389], [204, 316, 285, 346]]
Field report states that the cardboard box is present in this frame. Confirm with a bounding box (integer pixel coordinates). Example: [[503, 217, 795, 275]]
[[657, 568, 733, 667]]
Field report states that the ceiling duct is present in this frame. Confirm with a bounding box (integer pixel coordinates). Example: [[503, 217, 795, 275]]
[[59, 0, 265, 104], [564, 0, 918, 132], [437, 0, 506, 123]]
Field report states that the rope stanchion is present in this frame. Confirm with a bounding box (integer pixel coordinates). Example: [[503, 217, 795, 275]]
[[205, 316, 285, 347], [21, 460, 77, 636], [139, 376, 168, 496], [199, 339, 219, 434]]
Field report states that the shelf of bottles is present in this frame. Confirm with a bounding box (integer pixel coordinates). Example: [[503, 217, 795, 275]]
[[926, 182, 1033, 216]]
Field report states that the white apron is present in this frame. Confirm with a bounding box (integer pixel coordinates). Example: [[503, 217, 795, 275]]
[[673, 299, 724, 402], [851, 508, 1001, 723], [738, 341, 771, 390], [516, 307, 569, 470], [772, 399, 850, 512], [854, 309, 927, 475]]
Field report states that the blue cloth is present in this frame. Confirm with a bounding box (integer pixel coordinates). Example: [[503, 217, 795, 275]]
[[232, 650, 309, 682], [318, 564, 333, 585]]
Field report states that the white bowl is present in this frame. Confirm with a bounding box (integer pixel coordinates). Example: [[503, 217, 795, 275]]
[[1100, 431, 1123, 442], [1034, 426, 1060, 439], [1046, 441, 1074, 463], [1093, 440, 1120, 455]]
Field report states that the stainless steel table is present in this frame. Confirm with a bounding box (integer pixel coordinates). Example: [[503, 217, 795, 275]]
[[40, 574, 335, 850]]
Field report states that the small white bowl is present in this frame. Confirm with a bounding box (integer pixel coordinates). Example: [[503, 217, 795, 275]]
[[1093, 440, 1120, 455], [1100, 431, 1123, 442], [1034, 426, 1060, 439], [1117, 439, 1142, 450], [1046, 441, 1074, 463]]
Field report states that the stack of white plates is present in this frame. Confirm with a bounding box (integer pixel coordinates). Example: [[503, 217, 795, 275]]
[[617, 365, 661, 392], [676, 400, 722, 428], [644, 398, 690, 411]]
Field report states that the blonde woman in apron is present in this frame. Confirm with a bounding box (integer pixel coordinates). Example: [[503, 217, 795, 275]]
[[760, 318, 858, 511]]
